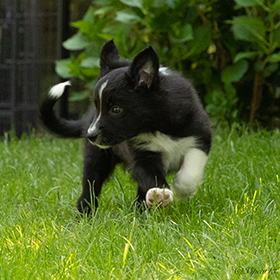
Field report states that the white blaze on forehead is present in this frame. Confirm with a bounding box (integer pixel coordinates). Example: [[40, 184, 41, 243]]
[[48, 81, 71, 99], [98, 79, 108, 101], [87, 79, 108, 134]]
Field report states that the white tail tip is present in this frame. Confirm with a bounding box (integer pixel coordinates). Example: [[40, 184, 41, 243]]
[[48, 81, 71, 99]]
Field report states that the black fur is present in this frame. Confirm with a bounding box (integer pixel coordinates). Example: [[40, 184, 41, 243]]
[[40, 40, 212, 213]]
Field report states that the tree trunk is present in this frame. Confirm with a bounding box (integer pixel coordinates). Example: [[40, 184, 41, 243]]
[[250, 70, 264, 123]]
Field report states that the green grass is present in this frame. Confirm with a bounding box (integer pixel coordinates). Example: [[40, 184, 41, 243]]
[[0, 127, 280, 279]]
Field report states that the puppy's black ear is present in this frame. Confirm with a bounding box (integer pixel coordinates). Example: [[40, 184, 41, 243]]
[[129, 46, 159, 89], [100, 39, 120, 77]]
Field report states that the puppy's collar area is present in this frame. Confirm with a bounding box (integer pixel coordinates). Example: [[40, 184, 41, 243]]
[[48, 81, 71, 99]]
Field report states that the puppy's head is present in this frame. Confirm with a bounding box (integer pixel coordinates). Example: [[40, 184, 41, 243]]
[[86, 40, 160, 148]]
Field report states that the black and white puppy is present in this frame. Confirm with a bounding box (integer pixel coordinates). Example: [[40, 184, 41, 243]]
[[40, 40, 212, 213]]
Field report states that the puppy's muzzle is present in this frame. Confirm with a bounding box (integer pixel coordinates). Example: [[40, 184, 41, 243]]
[[87, 131, 99, 144], [86, 131, 111, 149]]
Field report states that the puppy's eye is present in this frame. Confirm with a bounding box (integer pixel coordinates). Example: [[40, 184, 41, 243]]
[[111, 106, 123, 115]]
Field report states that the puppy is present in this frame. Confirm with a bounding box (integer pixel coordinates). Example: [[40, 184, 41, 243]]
[[40, 40, 212, 213]]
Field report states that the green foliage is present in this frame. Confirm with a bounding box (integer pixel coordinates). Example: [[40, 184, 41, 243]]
[[57, 0, 280, 126], [0, 129, 280, 278], [222, 60, 249, 83]]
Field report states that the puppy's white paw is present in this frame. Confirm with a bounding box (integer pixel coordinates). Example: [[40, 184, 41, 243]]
[[145, 188, 173, 208]]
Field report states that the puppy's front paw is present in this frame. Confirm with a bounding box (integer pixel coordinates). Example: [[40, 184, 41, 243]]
[[145, 188, 173, 208]]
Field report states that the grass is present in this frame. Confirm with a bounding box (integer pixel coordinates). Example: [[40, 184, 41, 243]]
[[0, 126, 280, 279]]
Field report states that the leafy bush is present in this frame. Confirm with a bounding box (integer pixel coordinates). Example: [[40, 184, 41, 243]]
[[57, 0, 280, 126]]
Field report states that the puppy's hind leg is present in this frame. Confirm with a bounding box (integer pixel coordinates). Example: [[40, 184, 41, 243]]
[[173, 148, 208, 200], [77, 141, 118, 214]]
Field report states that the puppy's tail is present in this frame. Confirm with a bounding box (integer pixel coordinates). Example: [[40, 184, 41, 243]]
[[40, 81, 84, 138]]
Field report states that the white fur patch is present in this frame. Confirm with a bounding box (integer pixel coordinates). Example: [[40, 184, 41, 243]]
[[173, 148, 208, 200], [146, 188, 173, 208], [98, 80, 108, 101], [159, 67, 172, 76], [48, 81, 71, 99], [133, 132, 196, 172], [133, 132, 208, 201], [87, 80, 108, 134]]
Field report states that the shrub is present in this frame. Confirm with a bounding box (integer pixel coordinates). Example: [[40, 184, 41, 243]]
[[56, 0, 280, 126]]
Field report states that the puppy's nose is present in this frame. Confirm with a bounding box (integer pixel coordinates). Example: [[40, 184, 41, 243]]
[[86, 131, 99, 143]]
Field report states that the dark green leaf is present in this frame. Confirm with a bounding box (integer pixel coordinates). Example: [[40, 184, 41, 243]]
[[264, 63, 279, 77], [72, 21, 94, 35], [234, 51, 259, 63], [55, 59, 74, 78], [66, 54, 88, 78], [274, 26, 280, 47], [82, 6, 95, 23], [115, 10, 142, 24], [152, 0, 178, 8], [63, 33, 89, 51], [183, 25, 212, 58], [152, 0, 167, 8], [232, 16, 266, 43], [82, 67, 100, 80], [222, 60, 249, 83], [224, 82, 237, 99], [80, 57, 100, 68], [166, 0, 179, 8], [171, 24, 193, 43], [119, 0, 143, 8], [271, 0, 280, 9], [267, 52, 280, 63], [93, 7, 114, 16], [234, 0, 263, 7]]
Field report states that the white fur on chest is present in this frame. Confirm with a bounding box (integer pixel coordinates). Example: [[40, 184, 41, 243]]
[[133, 132, 196, 172]]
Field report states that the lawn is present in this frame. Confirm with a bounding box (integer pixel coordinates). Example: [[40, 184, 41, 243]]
[[0, 127, 279, 279]]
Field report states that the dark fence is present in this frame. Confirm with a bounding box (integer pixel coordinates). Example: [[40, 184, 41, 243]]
[[0, 0, 69, 137]]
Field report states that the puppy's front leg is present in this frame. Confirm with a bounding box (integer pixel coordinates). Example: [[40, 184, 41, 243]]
[[173, 147, 208, 200], [131, 151, 173, 208], [77, 141, 117, 214]]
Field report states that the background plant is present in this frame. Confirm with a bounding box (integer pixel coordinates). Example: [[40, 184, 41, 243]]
[[57, 0, 280, 126]]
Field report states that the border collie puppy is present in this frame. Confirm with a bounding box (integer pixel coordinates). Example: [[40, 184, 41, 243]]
[[40, 40, 212, 213]]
